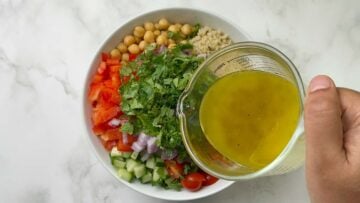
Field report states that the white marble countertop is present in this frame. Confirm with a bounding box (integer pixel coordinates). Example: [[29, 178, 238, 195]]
[[1, 0, 359, 202]]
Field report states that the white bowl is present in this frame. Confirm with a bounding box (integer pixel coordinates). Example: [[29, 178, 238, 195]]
[[83, 7, 249, 201]]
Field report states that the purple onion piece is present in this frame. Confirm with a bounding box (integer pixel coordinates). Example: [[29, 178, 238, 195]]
[[161, 149, 178, 160], [137, 132, 150, 147], [157, 45, 167, 54], [131, 142, 145, 152], [147, 137, 158, 154]]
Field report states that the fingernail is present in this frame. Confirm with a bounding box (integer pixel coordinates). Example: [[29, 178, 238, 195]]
[[309, 75, 332, 93]]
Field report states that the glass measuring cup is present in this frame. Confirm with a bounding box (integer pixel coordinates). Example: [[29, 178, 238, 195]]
[[177, 42, 305, 180]]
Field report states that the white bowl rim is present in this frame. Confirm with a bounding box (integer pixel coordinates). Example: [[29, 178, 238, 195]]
[[82, 6, 251, 201]]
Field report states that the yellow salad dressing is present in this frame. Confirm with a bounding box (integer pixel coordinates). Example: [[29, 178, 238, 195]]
[[199, 71, 300, 170]]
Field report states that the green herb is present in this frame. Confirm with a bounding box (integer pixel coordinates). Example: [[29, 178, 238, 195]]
[[120, 44, 203, 152], [183, 161, 199, 175], [168, 31, 182, 41], [165, 178, 182, 191], [121, 122, 134, 134], [188, 23, 201, 39]]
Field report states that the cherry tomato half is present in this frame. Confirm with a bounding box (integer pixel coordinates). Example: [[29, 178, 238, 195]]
[[202, 173, 218, 186], [181, 172, 205, 192]]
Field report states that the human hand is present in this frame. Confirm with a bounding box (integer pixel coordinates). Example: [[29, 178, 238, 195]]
[[305, 75, 360, 203]]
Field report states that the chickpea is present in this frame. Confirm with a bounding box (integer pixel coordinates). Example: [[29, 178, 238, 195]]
[[133, 26, 145, 38], [158, 18, 170, 30], [168, 43, 176, 49], [116, 43, 128, 53], [128, 44, 140, 54], [175, 23, 182, 30], [168, 25, 179, 33], [181, 24, 192, 35], [122, 53, 130, 61], [154, 23, 160, 30], [168, 39, 175, 44], [144, 22, 155, 31], [153, 30, 160, 36], [143, 31, 155, 43], [156, 35, 168, 45], [110, 49, 121, 59], [124, 35, 135, 46], [161, 31, 168, 38], [139, 41, 148, 51], [135, 36, 141, 43]]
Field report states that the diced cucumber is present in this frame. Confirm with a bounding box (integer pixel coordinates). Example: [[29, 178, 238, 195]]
[[118, 168, 133, 182], [134, 164, 146, 178], [155, 157, 165, 167], [141, 171, 153, 183], [122, 152, 132, 158], [156, 157, 164, 164], [113, 159, 126, 169], [146, 157, 156, 169], [126, 159, 139, 172], [131, 151, 139, 160], [110, 147, 122, 157], [153, 167, 167, 182], [110, 155, 123, 165], [152, 169, 161, 182]]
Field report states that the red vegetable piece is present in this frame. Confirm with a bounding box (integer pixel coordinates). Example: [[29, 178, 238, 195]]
[[202, 173, 218, 186], [91, 73, 104, 84], [106, 58, 120, 66], [165, 160, 184, 179], [100, 128, 121, 141], [92, 105, 120, 126], [101, 52, 110, 62], [88, 83, 103, 103], [117, 134, 138, 152], [103, 140, 117, 151], [98, 87, 121, 106], [129, 54, 137, 61], [92, 122, 114, 136], [181, 172, 205, 192], [97, 61, 107, 74]]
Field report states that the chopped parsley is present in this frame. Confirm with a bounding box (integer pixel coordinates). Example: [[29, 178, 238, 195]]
[[120, 44, 203, 153]]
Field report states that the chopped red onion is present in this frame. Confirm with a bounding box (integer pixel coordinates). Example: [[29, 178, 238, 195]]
[[131, 142, 145, 152], [157, 45, 167, 54], [122, 132, 128, 144], [108, 118, 121, 127], [146, 137, 158, 154], [137, 133, 150, 147], [161, 149, 178, 160]]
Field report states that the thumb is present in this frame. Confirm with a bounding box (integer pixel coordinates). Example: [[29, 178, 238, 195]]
[[304, 75, 345, 164]]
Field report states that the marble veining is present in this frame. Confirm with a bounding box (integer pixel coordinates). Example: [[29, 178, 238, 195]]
[[0, 0, 359, 202]]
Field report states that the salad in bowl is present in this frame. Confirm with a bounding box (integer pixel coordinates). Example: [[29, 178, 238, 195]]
[[83, 8, 249, 200]]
